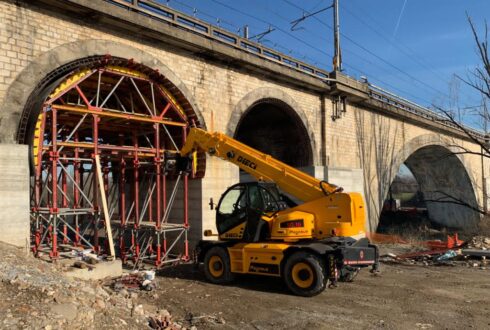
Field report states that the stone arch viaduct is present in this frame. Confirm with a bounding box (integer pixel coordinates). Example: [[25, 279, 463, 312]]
[[0, 0, 488, 248]]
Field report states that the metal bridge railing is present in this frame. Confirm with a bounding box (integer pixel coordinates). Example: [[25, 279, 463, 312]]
[[105, 0, 330, 80], [103, 0, 484, 139], [368, 84, 485, 139]]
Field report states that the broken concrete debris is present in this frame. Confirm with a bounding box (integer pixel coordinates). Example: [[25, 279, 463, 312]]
[[0, 242, 190, 329], [379, 235, 490, 269], [109, 271, 157, 292], [466, 236, 490, 249], [148, 309, 178, 329]]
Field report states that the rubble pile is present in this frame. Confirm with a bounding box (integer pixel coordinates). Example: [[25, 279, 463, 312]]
[[0, 242, 190, 329], [467, 236, 490, 250], [379, 235, 490, 270], [379, 251, 460, 267]]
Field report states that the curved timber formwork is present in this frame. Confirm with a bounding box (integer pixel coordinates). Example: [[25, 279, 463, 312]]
[[30, 57, 203, 268]]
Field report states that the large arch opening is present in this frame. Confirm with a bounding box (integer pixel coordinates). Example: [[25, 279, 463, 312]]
[[378, 145, 479, 236], [234, 99, 313, 167], [24, 56, 204, 266]]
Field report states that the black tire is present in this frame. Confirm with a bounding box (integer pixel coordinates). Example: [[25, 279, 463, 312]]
[[283, 251, 327, 297], [203, 246, 235, 284]]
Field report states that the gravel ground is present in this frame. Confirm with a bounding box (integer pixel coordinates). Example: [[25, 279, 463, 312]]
[[0, 242, 180, 330], [1, 241, 489, 330], [153, 247, 490, 330]]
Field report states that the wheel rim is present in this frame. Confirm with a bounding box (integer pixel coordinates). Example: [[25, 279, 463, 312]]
[[291, 262, 314, 288], [208, 255, 224, 278]]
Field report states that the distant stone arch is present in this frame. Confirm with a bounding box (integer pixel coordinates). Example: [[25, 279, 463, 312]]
[[227, 87, 317, 166], [381, 134, 480, 229]]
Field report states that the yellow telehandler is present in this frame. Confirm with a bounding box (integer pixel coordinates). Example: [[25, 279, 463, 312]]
[[179, 128, 378, 296]]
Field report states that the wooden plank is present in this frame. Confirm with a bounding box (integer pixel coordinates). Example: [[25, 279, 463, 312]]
[[95, 155, 115, 260]]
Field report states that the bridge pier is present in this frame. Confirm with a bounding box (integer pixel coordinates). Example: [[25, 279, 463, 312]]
[[0, 144, 29, 247]]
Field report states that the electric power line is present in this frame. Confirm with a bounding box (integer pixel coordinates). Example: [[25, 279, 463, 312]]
[[339, 2, 482, 106], [208, 0, 437, 105], [167, 0, 450, 106], [162, 0, 329, 69], [336, 1, 482, 105], [209, 0, 336, 59], [340, 4, 450, 85], [281, 0, 453, 101], [249, 0, 436, 104], [166, 0, 243, 31]]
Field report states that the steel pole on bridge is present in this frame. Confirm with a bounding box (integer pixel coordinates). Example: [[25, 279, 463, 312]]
[[333, 0, 342, 71]]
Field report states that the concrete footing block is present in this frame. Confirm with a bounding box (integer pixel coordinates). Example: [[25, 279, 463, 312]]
[[0, 144, 30, 248]]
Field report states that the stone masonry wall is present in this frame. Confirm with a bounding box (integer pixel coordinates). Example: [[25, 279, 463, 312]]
[[0, 0, 487, 237]]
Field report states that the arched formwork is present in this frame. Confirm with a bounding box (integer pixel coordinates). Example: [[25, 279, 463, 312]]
[[0, 39, 206, 143], [1, 41, 207, 268], [378, 134, 480, 230]]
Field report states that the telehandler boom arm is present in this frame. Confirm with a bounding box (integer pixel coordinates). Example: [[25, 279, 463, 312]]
[[181, 128, 341, 202]]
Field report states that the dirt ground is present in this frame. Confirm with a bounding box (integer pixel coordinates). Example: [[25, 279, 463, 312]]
[[151, 259, 490, 330], [1, 241, 489, 330]]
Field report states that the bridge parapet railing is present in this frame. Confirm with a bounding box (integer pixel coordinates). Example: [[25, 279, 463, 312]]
[[104, 0, 484, 140], [368, 84, 485, 140], [106, 0, 330, 80]]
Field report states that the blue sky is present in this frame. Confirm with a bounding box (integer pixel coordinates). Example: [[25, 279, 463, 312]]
[[158, 0, 489, 127]]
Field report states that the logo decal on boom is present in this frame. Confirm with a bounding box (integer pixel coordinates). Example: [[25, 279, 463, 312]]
[[237, 155, 257, 170]]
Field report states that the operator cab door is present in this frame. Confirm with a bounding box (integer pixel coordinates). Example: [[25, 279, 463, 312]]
[[216, 183, 282, 241], [243, 184, 265, 242], [216, 184, 248, 239]]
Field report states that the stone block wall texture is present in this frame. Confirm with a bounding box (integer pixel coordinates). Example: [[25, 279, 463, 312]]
[[327, 104, 487, 229], [0, 144, 29, 247], [0, 0, 488, 238]]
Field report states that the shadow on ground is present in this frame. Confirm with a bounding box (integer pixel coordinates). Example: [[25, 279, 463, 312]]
[[157, 263, 291, 295]]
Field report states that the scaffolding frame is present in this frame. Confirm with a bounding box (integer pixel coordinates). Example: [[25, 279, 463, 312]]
[[30, 61, 197, 268]]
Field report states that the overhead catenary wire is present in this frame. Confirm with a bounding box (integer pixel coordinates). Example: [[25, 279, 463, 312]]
[[161, 0, 320, 66], [156, 0, 484, 128], [163, 0, 460, 106], [207, 0, 384, 80], [345, 3, 449, 81], [166, 0, 244, 31], [290, 5, 333, 31], [204, 0, 435, 105], [209, 0, 336, 59], [281, 0, 453, 101], [338, 2, 482, 106], [247, 0, 436, 104]]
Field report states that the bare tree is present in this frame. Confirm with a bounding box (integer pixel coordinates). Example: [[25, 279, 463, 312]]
[[462, 15, 490, 100], [427, 15, 490, 221], [436, 14, 490, 156]]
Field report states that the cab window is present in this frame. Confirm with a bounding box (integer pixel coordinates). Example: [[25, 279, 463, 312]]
[[248, 185, 264, 211], [218, 186, 247, 215], [260, 186, 280, 212]]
